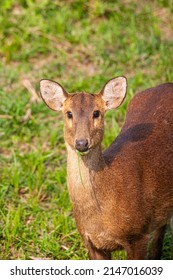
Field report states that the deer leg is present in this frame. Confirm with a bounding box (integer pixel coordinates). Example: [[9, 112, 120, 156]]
[[126, 235, 149, 260], [169, 217, 173, 257], [149, 224, 167, 260], [86, 240, 111, 260]]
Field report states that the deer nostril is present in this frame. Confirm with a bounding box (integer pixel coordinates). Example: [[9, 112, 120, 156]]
[[75, 139, 89, 152]]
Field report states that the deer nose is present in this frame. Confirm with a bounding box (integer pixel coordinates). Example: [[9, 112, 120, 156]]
[[75, 139, 89, 152]]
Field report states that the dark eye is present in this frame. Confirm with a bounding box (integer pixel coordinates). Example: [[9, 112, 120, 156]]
[[93, 110, 100, 118], [67, 111, 73, 119]]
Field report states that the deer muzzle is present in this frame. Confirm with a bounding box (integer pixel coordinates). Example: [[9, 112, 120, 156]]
[[75, 139, 89, 154]]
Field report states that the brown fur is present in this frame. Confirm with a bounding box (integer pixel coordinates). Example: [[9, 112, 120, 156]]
[[40, 78, 173, 259]]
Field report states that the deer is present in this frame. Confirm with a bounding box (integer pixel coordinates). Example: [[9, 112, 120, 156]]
[[40, 76, 173, 260]]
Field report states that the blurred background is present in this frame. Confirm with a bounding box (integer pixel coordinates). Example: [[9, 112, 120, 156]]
[[0, 0, 173, 259]]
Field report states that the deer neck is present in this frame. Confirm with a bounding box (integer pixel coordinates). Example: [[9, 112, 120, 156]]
[[66, 144, 106, 192]]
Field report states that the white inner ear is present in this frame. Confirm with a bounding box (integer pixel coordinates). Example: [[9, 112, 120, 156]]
[[49, 83, 66, 102], [103, 82, 117, 103]]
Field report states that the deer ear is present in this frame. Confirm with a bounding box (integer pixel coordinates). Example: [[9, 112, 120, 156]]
[[100, 76, 127, 111], [40, 79, 68, 111]]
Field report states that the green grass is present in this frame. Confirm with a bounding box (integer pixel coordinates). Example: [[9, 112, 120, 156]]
[[0, 0, 173, 259]]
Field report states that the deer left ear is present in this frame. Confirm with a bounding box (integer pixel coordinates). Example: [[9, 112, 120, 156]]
[[100, 76, 127, 111], [40, 79, 68, 111]]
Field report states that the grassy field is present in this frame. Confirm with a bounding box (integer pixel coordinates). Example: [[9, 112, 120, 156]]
[[0, 0, 173, 260]]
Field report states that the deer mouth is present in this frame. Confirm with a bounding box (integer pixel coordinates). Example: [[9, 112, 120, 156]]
[[76, 149, 90, 156]]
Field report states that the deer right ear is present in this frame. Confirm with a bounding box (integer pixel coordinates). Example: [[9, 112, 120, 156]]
[[40, 80, 68, 111], [100, 76, 127, 111]]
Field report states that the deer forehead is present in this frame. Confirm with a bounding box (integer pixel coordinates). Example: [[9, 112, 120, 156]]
[[63, 92, 104, 114]]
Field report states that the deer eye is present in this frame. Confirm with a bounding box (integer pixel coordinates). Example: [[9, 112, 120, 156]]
[[67, 111, 73, 119], [93, 110, 100, 118]]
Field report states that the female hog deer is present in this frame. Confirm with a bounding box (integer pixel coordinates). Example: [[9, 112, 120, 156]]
[[40, 77, 173, 259]]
